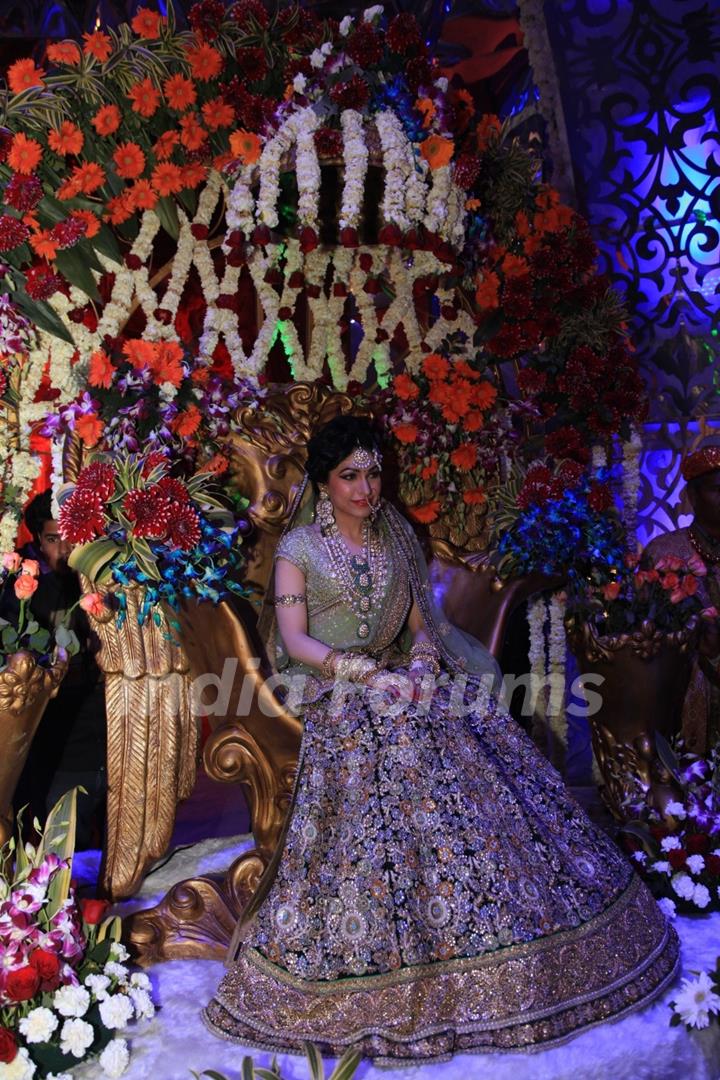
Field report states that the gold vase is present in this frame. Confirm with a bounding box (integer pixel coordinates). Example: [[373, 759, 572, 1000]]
[[568, 618, 697, 821], [0, 650, 69, 850], [81, 582, 198, 899]]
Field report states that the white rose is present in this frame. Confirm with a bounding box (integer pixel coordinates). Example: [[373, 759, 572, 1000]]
[[651, 860, 671, 875], [85, 974, 111, 1001], [687, 854, 706, 875], [660, 836, 681, 851], [99, 1038, 130, 1079], [53, 985, 90, 1018], [657, 897, 677, 920], [665, 800, 687, 819], [0, 1047, 36, 1079], [18, 1006, 59, 1043], [693, 883, 711, 909], [672, 873, 695, 900], [363, 5, 384, 22], [99, 993, 134, 1031], [59, 1017, 94, 1058], [339, 14, 353, 35]]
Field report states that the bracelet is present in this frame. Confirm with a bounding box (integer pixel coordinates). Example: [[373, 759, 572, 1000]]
[[320, 649, 341, 680], [335, 652, 380, 684], [409, 641, 441, 676], [275, 593, 306, 606]]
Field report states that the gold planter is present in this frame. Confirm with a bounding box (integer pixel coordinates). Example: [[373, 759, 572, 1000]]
[[568, 618, 697, 821], [0, 650, 68, 850], [82, 582, 198, 900]]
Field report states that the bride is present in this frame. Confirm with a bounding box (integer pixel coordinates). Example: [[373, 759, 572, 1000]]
[[204, 415, 678, 1064]]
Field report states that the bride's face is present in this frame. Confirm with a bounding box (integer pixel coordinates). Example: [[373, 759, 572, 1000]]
[[326, 452, 382, 521]]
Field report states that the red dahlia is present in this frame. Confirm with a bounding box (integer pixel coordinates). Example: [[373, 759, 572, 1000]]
[[0, 370, 7, 398], [25, 264, 63, 301], [141, 450, 170, 478], [330, 75, 370, 111], [236, 46, 268, 82], [4, 173, 43, 211], [228, 0, 269, 30], [76, 461, 116, 503], [50, 216, 87, 250], [404, 56, 432, 94], [188, 0, 226, 39], [59, 488, 105, 543], [0, 214, 29, 253], [166, 504, 201, 550], [347, 23, 383, 67], [314, 127, 343, 159], [587, 482, 613, 512], [123, 486, 172, 540], [387, 13, 422, 54], [453, 155, 481, 190], [545, 426, 591, 465], [157, 476, 190, 505]]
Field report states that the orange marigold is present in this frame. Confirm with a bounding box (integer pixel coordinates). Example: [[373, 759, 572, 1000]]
[[202, 98, 234, 130], [151, 163, 183, 197], [471, 381, 498, 410], [422, 353, 450, 381], [172, 404, 202, 437], [7, 133, 42, 174], [393, 422, 418, 445], [421, 461, 438, 480], [70, 210, 100, 239], [464, 411, 484, 433], [75, 412, 104, 447], [476, 114, 502, 150], [450, 444, 477, 470], [179, 113, 206, 151], [47, 121, 84, 156], [88, 349, 115, 389], [83, 29, 112, 61], [463, 487, 486, 505], [454, 359, 480, 381], [164, 74, 196, 110], [113, 141, 146, 180], [213, 151, 234, 172], [47, 41, 80, 65], [501, 252, 529, 279], [228, 130, 262, 165], [91, 104, 121, 136], [128, 78, 160, 118], [153, 131, 179, 161], [409, 500, 441, 524], [131, 6, 164, 38], [7, 59, 45, 95], [126, 180, 157, 211], [394, 373, 420, 400], [419, 134, 454, 170], [186, 43, 223, 82], [29, 230, 57, 261]]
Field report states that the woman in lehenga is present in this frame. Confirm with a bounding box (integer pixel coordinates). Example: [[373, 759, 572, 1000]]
[[204, 415, 679, 1065]]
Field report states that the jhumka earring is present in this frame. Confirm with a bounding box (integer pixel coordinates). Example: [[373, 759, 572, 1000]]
[[316, 484, 336, 535]]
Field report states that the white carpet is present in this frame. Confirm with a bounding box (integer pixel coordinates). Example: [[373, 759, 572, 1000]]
[[70, 837, 720, 1080]]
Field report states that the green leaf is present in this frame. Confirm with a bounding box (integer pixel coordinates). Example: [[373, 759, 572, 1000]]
[[97, 914, 122, 944], [38, 787, 82, 918], [654, 731, 682, 784], [199, 1071, 232, 1080], [241, 1058, 255, 1080], [329, 1048, 362, 1080], [92, 223, 122, 265], [55, 248, 101, 301], [55, 625, 79, 654], [304, 1042, 325, 1080], [156, 195, 180, 240], [25, 620, 39, 635], [69, 537, 122, 584], [254, 1071, 284, 1080], [13, 290, 75, 344], [28, 630, 51, 652], [1, 626, 18, 650]]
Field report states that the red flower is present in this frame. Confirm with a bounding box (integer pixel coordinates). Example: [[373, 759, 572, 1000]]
[[6, 965, 41, 1002], [387, 12, 422, 54], [330, 75, 370, 110], [80, 898, 111, 924], [517, 464, 561, 509], [189, 0, 226, 40], [706, 854, 720, 876], [25, 263, 63, 301], [587, 482, 613, 512], [141, 450, 170, 477], [3, 173, 43, 212], [346, 24, 383, 67], [29, 947, 60, 980], [686, 833, 709, 855], [516, 367, 548, 396], [0, 1028, 17, 1064], [229, 0, 270, 30], [667, 848, 687, 871], [545, 426, 591, 465], [314, 127, 343, 159], [157, 476, 190, 505], [131, 6, 164, 38], [59, 488, 105, 543], [236, 45, 268, 82], [0, 214, 29, 253], [76, 461, 116, 503], [123, 486, 172, 539], [166, 504, 201, 550]]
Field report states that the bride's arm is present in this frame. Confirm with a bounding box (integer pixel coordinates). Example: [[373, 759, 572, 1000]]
[[274, 556, 335, 671]]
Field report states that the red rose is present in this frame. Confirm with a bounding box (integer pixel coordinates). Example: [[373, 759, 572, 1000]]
[[0, 1028, 17, 1064], [686, 833, 709, 855], [29, 948, 60, 980], [706, 854, 720, 875], [667, 848, 687, 871], [299, 226, 318, 254], [340, 227, 358, 247], [6, 966, 41, 1002], [81, 898, 111, 925]]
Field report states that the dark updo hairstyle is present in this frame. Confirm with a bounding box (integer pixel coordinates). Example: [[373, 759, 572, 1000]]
[[25, 489, 53, 544], [305, 415, 382, 494]]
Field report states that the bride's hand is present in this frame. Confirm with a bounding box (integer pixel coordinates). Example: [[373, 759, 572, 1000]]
[[366, 670, 417, 703]]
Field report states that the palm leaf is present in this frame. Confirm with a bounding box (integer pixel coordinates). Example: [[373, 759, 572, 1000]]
[[304, 1042, 325, 1080], [38, 787, 81, 918], [329, 1048, 362, 1080]]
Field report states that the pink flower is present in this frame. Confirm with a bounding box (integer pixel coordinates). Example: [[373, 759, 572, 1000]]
[[20, 558, 40, 577], [79, 592, 106, 618], [14, 575, 38, 600], [1, 552, 21, 572], [688, 553, 708, 577], [701, 606, 719, 621]]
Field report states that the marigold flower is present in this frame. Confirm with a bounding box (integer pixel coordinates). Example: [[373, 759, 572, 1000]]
[[7, 133, 42, 174], [464, 411, 484, 433], [151, 162, 183, 197], [186, 43, 223, 81], [228, 130, 262, 164], [126, 180, 157, 211], [450, 445, 477, 470], [123, 339, 155, 369], [70, 209, 100, 239], [131, 6, 164, 38], [29, 230, 58, 260], [75, 412, 104, 447], [128, 77, 160, 118], [48, 121, 84, 156], [201, 97, 234, 130], [179, 113, 206, 151], [420, 134, 454, 170], [78, 162, 106, 194], [198, 453, 229, 475], [501, 252, 529, 279], [91, 104, 121, 136], [151, 341, 184, 386], [181, 162, 208, 189], [47, 41, 81, 65], [88, 349, 115, 389], [394, 373, 419, 400], [153, 131, 179, 161], [462, 488, 486, 505], [471, 381, 498, 410], [164, 74, 196, 110], [113, 141, 146, 180], [7, 59, 45, 95], [104, 193, 133, 225], [393, 422, 418, 444], [409, 500, 441, 524], [83, 29, 113, 61], [172, 404, 202, 437], [422, 353, 450, 381]]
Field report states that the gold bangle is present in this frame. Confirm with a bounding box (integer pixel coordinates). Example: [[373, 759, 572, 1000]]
[[335, 653, 379, 683], [320, 649, 341, 680], [275, 593, 306, 606]]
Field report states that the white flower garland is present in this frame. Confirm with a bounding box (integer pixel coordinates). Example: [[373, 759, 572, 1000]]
[[224, 164, 255, 239], [339, 110, 368, 230], [424, 165, 452, 237], [622, 427, 643, 547], [294, 110, 321, 229], [547, 591, 567, 771], [375, 110, 411, 230], [528, 597, 548, 752]]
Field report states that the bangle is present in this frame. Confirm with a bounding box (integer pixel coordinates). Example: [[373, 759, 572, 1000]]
[[335, 652, 379, 684], [409, 641, 441, 676], [275, 593, 306, 606], [320, 649, 341, 680]]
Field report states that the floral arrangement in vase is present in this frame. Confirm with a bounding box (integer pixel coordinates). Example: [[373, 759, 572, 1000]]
[[0, 789, 155, 1078], [622, 742, 720, 917], [57, 452, 247, 627], [0, 557, 80, 672]]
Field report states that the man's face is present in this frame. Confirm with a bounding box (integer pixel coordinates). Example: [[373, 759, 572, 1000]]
[[39, 519, 72, 574], [689, 470, 720, 532]]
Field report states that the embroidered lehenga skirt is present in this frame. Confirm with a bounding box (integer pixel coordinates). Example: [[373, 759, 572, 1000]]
[[204, 677, 679, 1065]]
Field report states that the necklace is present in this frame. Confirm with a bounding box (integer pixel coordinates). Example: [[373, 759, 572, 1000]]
[[689, 524, 720, 566], [323, 513, 389, 640]]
